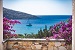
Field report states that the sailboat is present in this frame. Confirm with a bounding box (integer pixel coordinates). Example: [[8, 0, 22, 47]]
[[26, 23, 32, 26], [26, 19, 32, 26]]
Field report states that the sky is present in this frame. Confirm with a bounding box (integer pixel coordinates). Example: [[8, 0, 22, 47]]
[[3, 0, 72, 15]]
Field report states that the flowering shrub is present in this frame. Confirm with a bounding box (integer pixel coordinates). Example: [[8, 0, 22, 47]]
[[48, 18, 72, 44], [3, 17, 21, 39]]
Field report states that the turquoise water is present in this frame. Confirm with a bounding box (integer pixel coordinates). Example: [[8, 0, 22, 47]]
[[13, 15, 71, 34]]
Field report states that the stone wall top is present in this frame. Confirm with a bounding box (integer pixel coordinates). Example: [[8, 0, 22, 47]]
[[3, 38, 65, 43]]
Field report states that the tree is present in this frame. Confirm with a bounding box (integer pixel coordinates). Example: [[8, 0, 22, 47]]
[[38, 28, 43, 38], [18, 34, 24, 38], [24, 33, 27, 38]]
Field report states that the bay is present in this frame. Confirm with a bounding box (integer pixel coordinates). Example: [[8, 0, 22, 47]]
[[13, 15, 71, 34]]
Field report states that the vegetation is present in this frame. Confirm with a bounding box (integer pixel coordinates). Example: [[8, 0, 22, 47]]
[[47, 18, 72, 44], [36, 25, 53, 38], [18, 34, 25, 38], [3, 17, 21, 39]]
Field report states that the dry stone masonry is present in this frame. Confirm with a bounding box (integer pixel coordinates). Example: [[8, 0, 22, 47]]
[[3, 38, 72, 50]]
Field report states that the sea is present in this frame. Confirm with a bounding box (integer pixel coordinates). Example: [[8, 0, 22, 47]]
[[13, 15, 72, 34]]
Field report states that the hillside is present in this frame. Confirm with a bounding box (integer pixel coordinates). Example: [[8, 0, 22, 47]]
[[3, 7, 39, 19]]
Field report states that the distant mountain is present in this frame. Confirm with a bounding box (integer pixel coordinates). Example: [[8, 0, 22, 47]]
[[3, 7, 39, 19]]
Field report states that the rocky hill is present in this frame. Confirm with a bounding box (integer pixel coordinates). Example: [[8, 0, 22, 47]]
[[3, 7, 39, 19]]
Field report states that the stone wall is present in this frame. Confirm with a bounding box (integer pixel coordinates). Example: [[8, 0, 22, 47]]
[[3, 39, 72, 50]]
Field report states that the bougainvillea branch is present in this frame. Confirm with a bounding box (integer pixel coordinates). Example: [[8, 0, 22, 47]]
[[3, 17, 21, 39], [47, 17, 72, 44]]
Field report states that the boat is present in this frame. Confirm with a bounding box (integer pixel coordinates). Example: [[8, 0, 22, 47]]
[[26, 23, 32, 26], [26, 19, 32, 26]]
